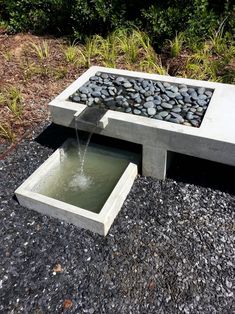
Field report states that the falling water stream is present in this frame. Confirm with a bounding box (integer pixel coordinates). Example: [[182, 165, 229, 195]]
[[34, 119, 139, 213]]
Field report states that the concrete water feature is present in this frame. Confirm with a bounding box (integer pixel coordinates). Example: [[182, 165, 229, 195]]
[[16, 66, 235, 235], [49, 66, 235, 179]]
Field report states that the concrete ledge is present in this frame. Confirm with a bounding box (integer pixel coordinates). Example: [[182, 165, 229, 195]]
[[15, 140, 138, 236], [49, 66, 235, 179]]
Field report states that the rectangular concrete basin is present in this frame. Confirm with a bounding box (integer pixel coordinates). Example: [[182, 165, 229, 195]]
[[15, 139, 138, 235]]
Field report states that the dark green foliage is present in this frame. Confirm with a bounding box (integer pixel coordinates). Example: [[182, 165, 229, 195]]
[[1, 0, 234, 43]]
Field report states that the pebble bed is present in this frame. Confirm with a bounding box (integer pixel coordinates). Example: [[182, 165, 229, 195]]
[[0, 124, 234, 313], [69, 72, 214, 127]]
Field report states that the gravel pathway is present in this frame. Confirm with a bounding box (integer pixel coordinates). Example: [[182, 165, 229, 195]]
[[0, 125, 234, 313]]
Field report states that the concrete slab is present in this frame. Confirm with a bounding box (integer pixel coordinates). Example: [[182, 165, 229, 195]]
[[49, 66, 235, 179], [15, 140, 138, 236]]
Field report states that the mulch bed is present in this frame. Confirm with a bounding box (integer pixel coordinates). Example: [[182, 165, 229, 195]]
[[0, 123, 234, 313]]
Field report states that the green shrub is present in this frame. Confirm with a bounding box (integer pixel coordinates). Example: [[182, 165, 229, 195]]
[[1, 0, 234, 45]]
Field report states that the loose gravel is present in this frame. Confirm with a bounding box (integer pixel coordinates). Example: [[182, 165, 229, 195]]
[[69, 72, 214, 127], [0, 125, 234, 313]]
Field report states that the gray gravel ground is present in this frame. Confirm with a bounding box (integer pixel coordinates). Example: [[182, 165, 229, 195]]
[[0, 125, 234, 314]]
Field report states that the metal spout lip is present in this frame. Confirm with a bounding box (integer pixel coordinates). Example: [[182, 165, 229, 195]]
[[74, 107, 108, 131]]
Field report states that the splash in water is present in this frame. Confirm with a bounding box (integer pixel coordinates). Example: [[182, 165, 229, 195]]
[[69, 173, 92, 191]]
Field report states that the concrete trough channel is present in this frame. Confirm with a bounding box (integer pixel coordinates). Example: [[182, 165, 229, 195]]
[[15, 66, 235, 235]]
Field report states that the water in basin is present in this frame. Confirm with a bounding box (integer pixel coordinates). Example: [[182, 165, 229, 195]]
[[34, 139, 139, 213]]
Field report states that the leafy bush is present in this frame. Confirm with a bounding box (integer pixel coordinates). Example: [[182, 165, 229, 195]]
[[1, 0, 234, 44]]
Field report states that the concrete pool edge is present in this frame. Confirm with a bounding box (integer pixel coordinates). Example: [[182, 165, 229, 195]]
[[15, 140, 138, 236]]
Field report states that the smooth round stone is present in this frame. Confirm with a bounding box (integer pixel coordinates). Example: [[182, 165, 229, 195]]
[[184, 96, 191, 103], [171, 112, 183, 121], [134, 103, 141, 107], [80, 94, 87, 99], [122, 101, 129, 108], [179, 84, 187, 89], [156, 105, 163, 111], [197, 100, 206, 106], [133, 109, 141, 115], [147, 108, 156, 116], [133, 84, 140, 91], [162, 94, 170, 101], [90, 76, 98, 81], [135, 97, 142, 103], [169, 100, 175, 105], [179, 87, 188, 93], [188, 88, 196, 94], [142, 80, 149, 88], [205, 90, 213, 97], [116, 76, 125, 82], [161, 102, 173, 109], [170, 86, 178, 93], [94, 98, 100, 103], [154, 99, 161, 105], [159, 111, 169, 117], [116, 95, 124, 100], [125, 107, 132, 113], [183, 121, 192, 126], [169, 118, 181, 124], [149, 86, 155, 93], [154, 114, 163, 120], [178, 100, 184, 105], [101, 90, 109, 96], [186, 112, 194, 120], [92, 91, 101, 97], [109, 90, 115, 96], [190, 108, 197, 113], [181, 92, 189, 97], [123, 82, 132, 88], [72, 96, 80, 102], [175, 94, 183, 100], [144, 101, 154, 108], [146, 96, 154, 101], [163, 82, 171, 88], [198, 87, 205, 94], [196, 107, 204, 112], [140, 89, 146, 94], [126, 88, 135, 93], [166, 91, 177, 98], [144, 90, 152, 97], [79, 87, 89, 94], [191, 120, 200, 127], [101, 73, 109, 79], [191, 92, 198, 100], [156, 82, 165, 92], [132, 93, 140, 99], [164, 114, 171, 121], [172, 107, 181, 113], [198, 94, 207, 100]]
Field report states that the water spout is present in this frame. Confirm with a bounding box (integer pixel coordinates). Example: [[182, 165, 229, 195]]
[[74, 107, 108, 132], [73, 107, 108, 179]]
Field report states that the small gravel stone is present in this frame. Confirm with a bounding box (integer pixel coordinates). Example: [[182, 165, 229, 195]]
[[161, 103, 173, 109], [133, 109, 141, 115], [143, 101, 155, 109], [147, 108, 156, 116], [159, 111, 169, 117]]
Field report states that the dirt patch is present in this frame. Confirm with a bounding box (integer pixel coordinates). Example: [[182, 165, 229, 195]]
[[0, 33, 89, 157]]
